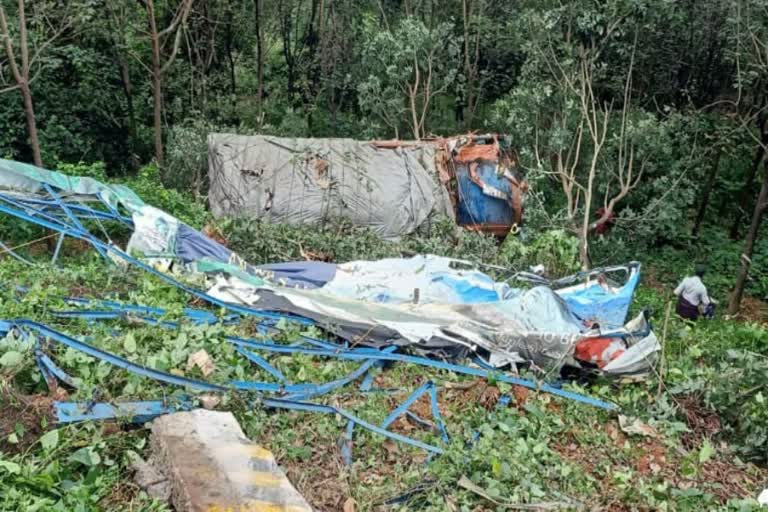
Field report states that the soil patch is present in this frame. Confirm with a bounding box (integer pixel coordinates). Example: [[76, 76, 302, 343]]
[[737, 296, 768, 325], [0, 385, 56, 454]]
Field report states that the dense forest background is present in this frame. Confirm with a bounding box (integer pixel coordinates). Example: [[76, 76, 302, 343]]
[[0, 0, 766, 310]]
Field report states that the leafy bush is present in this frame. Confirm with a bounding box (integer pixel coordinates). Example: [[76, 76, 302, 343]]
[[500, 229, 580, 276], [123, 164, 208, 228], [221, 216, 510, 268], [706, 350, 768, 464]]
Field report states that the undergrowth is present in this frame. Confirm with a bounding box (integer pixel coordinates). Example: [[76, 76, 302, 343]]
[[0, 229, 766, 510]]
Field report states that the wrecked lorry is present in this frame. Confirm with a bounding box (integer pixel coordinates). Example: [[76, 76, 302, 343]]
[[0, 158, 659, 460], [207, 133, 527, 238]]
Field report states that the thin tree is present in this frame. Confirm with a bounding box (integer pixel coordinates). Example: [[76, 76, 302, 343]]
[[536, 29, 644, 269], [0, 1, 74, 167], [137, 0, 194, 167], [254, 0, 264, 126], [728, 153, 768, 315], [460, 0, 483, 129], [727, 0, 768, 314]]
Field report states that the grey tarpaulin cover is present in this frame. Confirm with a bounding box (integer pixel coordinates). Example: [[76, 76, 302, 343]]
[[207, 134, 453, 239]]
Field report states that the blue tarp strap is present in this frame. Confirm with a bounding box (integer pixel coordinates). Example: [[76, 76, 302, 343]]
[[55, 400, 192, 424], [225, 336, 618, 410], [44, 305, 614, 410], [35, 349, 78, 388], [235, 346, 287, 382], [381, 382, 432, 429], [261, 398, 444, 455], [17, 320, 226, 392], [378, 381, 448, 443], [282, 346, 397, 401], [0, 196, 316, 326], [42, 184, 107, 258], [429, 384, 450, 443], [342, 361, 383, 465]]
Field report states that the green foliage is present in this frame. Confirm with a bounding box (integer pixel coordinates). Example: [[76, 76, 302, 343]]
[[706, 350, 768, 464], [358, 16, 459, 139], [123, 164, 208, 228], [500, 229, 580, 276], [222, 215, 505, 267]]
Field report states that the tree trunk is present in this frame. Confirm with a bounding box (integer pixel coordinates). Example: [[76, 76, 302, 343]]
[[578, 228, 590, 270], [692, 147, 722, 237], [727, 155, 768, 315], [118, 59, 138, 170], [461, 0, 478, 130], [147, 0, 164, 167], [0, 2, 43, 167], [19, 81, 41, 167], [729, 116, 767, 239], [409, 91, 420, 139], [225, 15, 236, 96], [254, 0, 264, 127], [579, 153, 600, 270]]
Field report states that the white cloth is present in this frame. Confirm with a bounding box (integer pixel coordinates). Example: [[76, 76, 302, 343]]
[[674, 276, 710, 306]]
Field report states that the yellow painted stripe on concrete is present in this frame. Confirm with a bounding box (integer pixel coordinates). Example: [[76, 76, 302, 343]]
[[215, 443, 276, 461], [227, 470, 286, 487], [206, 501, 312, 512]]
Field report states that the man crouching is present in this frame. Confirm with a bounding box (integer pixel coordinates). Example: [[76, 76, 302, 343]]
[[674, 264, 716, 320]]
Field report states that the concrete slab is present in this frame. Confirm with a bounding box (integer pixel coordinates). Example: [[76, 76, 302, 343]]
[[149, 409, 312, 512]]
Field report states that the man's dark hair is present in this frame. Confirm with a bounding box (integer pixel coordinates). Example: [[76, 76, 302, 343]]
[[695, 264, 706, 277]]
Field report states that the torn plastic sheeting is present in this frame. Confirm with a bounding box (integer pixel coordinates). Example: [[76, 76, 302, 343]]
[[316, 255, 513, 305], [0, 158, 143, 210], [253, 261, 337, 289], [0, 164, 647, 377], [55, 400, 192, 424], [207, 259, 650, 374], [556, 264, 641, 329]]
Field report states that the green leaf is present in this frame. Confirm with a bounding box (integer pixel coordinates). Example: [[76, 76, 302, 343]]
[[698, 439, 714, 464], [39, 429, 59, 451], [0, 351, 23, 367], [0, 460, 21, 474], [70, 447, 101, 467], [123, 333, 137, 354]]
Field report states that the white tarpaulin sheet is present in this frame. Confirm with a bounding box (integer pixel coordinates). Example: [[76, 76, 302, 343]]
[[207, 134, 453, 239]]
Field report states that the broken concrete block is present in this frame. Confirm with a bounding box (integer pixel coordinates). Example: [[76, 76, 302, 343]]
[[131, 455, 171, 502], [149, 409, 312, 512]]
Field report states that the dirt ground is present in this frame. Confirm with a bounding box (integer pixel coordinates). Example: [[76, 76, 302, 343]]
[[0, 385, 56, 454]]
